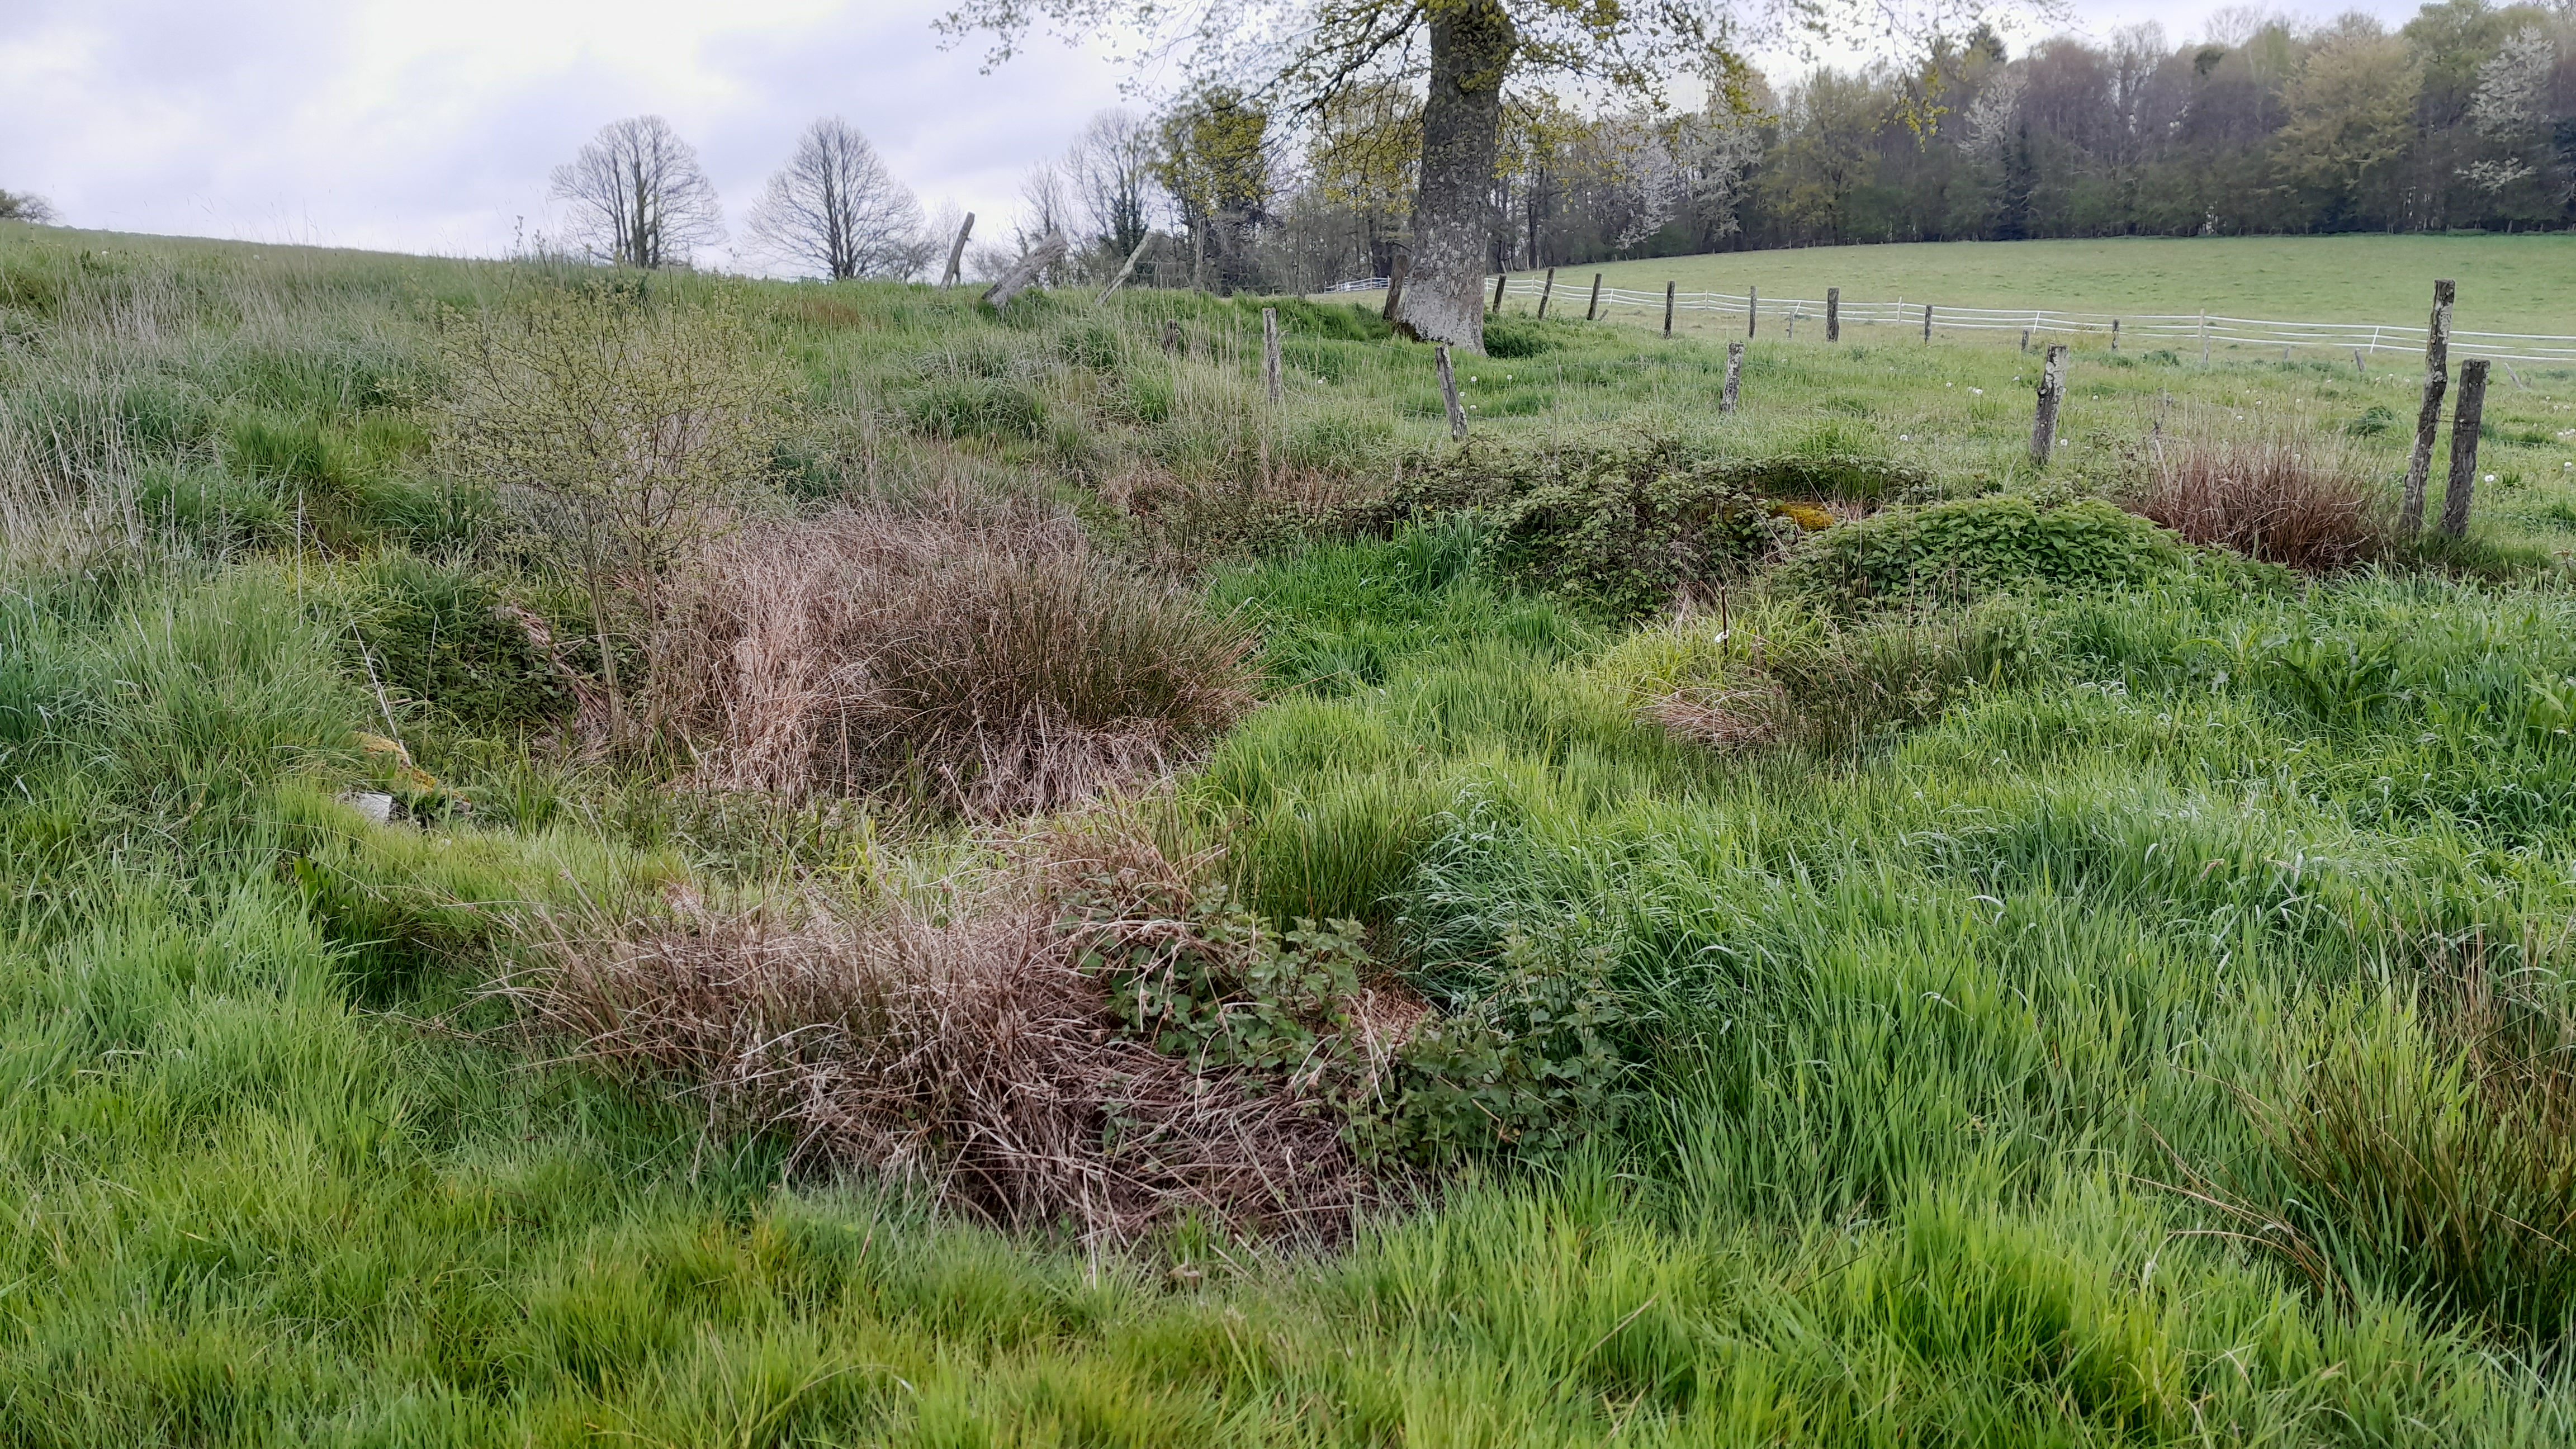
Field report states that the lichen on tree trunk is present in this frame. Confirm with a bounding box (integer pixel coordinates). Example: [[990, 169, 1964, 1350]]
[[1396, 1, 1513, 353]]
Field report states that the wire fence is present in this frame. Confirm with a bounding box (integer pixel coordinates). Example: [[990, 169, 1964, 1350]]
[[1331, 275, 2576, 368]]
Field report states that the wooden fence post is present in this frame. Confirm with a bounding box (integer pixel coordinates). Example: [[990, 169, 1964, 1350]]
[[1436, 344, 1468, 441], [939, 211, 975, 288], [2030, 344, 2069, 466], [2352, 348, 2367, 375], [1922, 304, 1933, 344], [2402, 279, 2456, 535], [1746, 285, 1758, 338], [1262, 306, 1282, 404], [1664, 281, 1676, 339], [1722, 341, 1743, 413], [981, 231, 1066, 310], [1380, 252, 1409, 323], [2441, 358, 2489, 537], [2200, 311, 2210, 366], [1491, 271, 1508, 313], [2020, 329, 2030, 353], [1096, 231, 1153, 306], [1585, 272, 1603, 321], [1536, 267, 1556, 319], [1827, 287, 1840, 343], [2110, 318, 2120, 353]]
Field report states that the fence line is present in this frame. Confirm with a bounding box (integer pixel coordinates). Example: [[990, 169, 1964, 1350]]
[[1329, 275, 2576, 366]]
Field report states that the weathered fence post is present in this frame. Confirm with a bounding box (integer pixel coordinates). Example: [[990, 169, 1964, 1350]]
[[1537, 267, 1556, 319], [2020, 329, 2030, 353], [2200, 311, 2210, 366], [1664, 281, 1677, 339], [1746, 285, 1758, 338], [1262, 306, 1282, 404], [981, 231, 1066, 310], [1922, 304, 1934, 344], [1096, 231, 1154, 305], [2030, 344, 2069, 466], [939, 211, 975, 288], [1585, 272, 1604, 322], [1435, 343, 1468, 442], [2352, 348, 2367, 376], [1380, 252, 1409, 323], [2441, 358, 2490, 538], [1826, 287, 1840, 343], [1491, 271, 1508, 313], [2110, 319, 2120, 353], [1722, 341, 1743, 413], [2402, 279, 2456, 535]]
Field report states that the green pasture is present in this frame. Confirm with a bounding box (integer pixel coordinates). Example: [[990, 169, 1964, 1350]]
[[1492, 233, 2576, 346], [10, 222, 2576, 1443]]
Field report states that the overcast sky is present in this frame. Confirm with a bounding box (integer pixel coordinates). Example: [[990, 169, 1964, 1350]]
[[3, 0, 2436, 267]]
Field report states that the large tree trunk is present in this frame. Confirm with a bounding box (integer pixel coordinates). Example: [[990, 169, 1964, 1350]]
[[1396, 1, 1514, 353]]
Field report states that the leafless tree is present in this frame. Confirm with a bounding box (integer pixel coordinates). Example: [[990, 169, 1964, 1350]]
[[0, 190, 57, 224], [1065, 110, 1160, 264], [550, 116, 727, 269], [745, 117, 934, 280]]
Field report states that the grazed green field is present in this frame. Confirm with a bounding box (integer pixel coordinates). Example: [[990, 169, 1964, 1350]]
[[1498, 234, 2576, 343], [10, 224, 2576, 1446]]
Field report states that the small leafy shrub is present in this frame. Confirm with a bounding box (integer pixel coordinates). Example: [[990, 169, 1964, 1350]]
[[1395, 937, 1640, 1161], [1782, 495, 2188, 610], [1480, 452, 1777, 618], [2125, 434, 2388, 572]]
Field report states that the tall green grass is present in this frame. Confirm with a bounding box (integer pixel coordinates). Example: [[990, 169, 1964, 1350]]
[[7, 226, 2576, 1443]]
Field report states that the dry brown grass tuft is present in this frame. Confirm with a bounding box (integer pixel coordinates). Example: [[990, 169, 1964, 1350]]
[[661, 490, 1256, 816], [2125, 433, 2389, 573], [505, 825, 1377, 1242]]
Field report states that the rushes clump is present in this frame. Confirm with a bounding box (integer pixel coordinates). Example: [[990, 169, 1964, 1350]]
[[2125, 433, 2389, 572], [664, 491, 1257, 816]]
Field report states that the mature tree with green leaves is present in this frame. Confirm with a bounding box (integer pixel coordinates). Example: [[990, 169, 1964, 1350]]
[[937, 0, 1936, 352]]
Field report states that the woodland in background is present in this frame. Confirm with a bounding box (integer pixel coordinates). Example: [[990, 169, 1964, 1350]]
[[987, 1, 2576, 296]]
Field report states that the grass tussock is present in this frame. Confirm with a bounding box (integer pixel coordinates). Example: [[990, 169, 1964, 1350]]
[[506, 824, 1377, 1242], [665, 492, 1257, 816], [2127, 433, 2390, 572]]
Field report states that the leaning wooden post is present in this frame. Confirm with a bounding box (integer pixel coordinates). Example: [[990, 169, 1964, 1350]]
[[1262, 306, 1282, 404], [2402, 279, 2456, 535], [1434, 344, 1468, 441], [2030, 344, 2069, 466], [2110, 318, 2120, 353], [1746, 285, 1758, 338], [1536, 266, 1556, 319], [980, 231, 1066, 310], [2020, 328, 2030, 353], [939, 211, 976, 288], [2352, 348, 2367, 376], [1380, 252, 1410, 323], [1922, 304, 1933, 344], [1826, 287, 1840, 343], [1491, 271, 1508, 313], [1585, 272, 1604, 321], [1663, 281, 1677, 339], [2440, 358, 2490, 538], [1722, 340, 1744, 413], [1095, 231, 1153, 306]]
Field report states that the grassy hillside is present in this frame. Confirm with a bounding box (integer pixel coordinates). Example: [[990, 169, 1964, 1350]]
[[8, 224, 2576, 1446], [1499, 234, 2576, 341]]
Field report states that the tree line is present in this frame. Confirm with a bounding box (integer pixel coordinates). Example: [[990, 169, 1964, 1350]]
[[533, 2, 2576, 302]]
